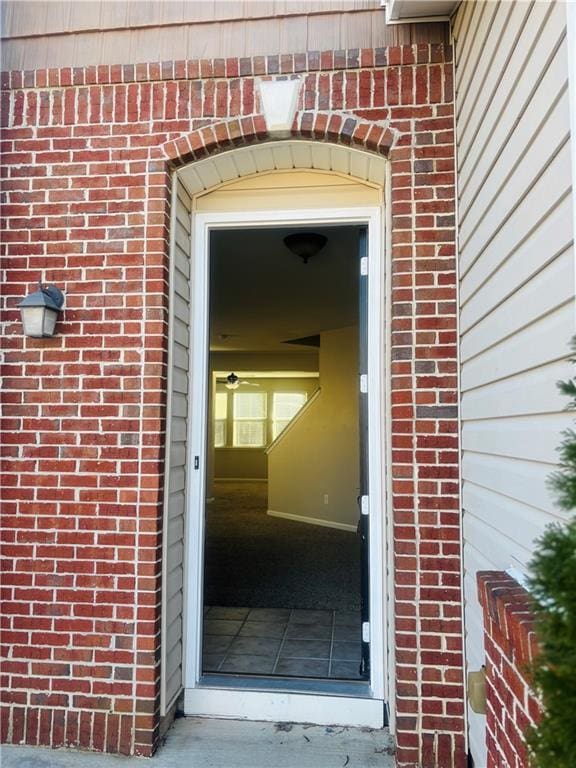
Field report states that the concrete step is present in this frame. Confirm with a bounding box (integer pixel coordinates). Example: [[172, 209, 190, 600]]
[[2, 716, 395, 768]]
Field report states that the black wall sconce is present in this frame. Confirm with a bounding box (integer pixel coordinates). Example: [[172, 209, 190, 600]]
[[18, 282, 65, 338]]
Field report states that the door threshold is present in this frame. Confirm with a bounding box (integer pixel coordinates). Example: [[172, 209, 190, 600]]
[[184, 684, 386, 728], [199, 673, 372, 698]]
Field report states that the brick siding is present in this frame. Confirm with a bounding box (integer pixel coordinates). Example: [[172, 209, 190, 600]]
[[1, 43, 464, 766], [477, 572, 541, 768]]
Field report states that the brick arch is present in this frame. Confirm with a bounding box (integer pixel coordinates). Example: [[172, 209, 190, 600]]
[[161, 110, 396, 167]]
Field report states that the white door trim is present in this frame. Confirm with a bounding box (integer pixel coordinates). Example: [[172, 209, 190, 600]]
[[183, 205, 387, 725]]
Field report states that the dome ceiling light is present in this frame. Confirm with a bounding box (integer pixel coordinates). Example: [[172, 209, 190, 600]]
[[283, 232, 327, 264]]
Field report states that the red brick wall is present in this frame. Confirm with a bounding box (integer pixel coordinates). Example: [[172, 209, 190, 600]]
[[1, 44, 464, 766], [477, 572, 541, 768]]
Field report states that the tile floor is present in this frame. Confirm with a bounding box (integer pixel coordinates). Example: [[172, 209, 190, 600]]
[[203, 606, 364, 680]]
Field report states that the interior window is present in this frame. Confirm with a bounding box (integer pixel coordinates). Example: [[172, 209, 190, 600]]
[[214, 392, 228, 447], [271, 392, 307, 440], [233, 392, 267, 447]]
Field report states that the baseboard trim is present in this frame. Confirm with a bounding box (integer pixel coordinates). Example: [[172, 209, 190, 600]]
[[214, 478, 268, 483], [267, 509, 357, 532]]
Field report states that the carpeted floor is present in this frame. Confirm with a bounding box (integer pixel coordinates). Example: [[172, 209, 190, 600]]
[[204, 481, 361, 611]]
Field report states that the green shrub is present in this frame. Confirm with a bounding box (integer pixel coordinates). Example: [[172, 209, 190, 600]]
[[527, 365, 576, 767]]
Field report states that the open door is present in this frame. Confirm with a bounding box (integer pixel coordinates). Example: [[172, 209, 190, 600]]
[[199, 224, 368, 684], [358, 226, 370, 679]]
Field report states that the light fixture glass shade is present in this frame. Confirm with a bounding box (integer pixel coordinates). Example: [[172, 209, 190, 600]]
[[18, 284, 64, 338], [283, 232, 327, 263], [20, 306, 58, 338]]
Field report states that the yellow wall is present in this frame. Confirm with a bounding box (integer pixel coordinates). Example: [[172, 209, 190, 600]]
[[267, 325, 360, 529]]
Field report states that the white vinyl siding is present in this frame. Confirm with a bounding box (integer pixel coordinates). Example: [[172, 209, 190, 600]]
[[161, 176, 192, 714], [453, 1, 575, 764]]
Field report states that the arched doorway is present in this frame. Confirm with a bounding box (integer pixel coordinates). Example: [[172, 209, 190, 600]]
[[162, 141, 389, 728]]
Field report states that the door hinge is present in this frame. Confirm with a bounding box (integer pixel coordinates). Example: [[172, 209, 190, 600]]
[[360, 495, 369, 516], [362, 621, 370, 644], [360, 374, 368, 393], [360, 256, 368, 275]]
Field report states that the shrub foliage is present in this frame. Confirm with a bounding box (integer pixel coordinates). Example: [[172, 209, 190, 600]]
[[527, 369, 576, 767]]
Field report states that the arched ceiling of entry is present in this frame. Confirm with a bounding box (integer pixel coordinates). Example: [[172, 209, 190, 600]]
[[177, 140, 386, 197], [176, 140, 385, 356]]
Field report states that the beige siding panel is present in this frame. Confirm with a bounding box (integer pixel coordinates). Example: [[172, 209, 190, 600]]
[[452, 0, 475, 66], [210, 170, 359, 190], [158, 25, 188, 63], [454, 1, 574, 765], [244, 17, 281, 57], [2, 0, 383, 37], [462, 454, 560, 525], [340, 10, 374, 49], [68, 1, 102, 32], [460, 139, 572, 288], [453, 0, 487, 88], [279, 14, 308, 53], [459, 41, 569, 234], [99, 1, 129, 30], [3, 1, 47, 36], [196, 185, 379, 211], [455, 1, 515, 137], [460, 193, 573, 331], [162, 178, 192, 714], [195, 169, 380, 212], [461, 414, 569, 464], [461, 303, 573, 392], [1, 10, 447, 70], [461, 360, 570, 422], [453, 1, 499, 107], [461, 247, 574, 363], [459, 1, 561, 180]]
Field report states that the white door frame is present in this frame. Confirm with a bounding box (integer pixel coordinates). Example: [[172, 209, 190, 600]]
[[183, 205, 387, 726]]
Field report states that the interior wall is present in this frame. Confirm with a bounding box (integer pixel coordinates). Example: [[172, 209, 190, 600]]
[[267, 325, 360, 530], [214, 375, 320, 480]]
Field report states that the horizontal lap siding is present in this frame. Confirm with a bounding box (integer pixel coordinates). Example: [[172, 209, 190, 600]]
[[453, 1, 574, 765], [162, 180, 192, 714], [195, 168, 381, 211]]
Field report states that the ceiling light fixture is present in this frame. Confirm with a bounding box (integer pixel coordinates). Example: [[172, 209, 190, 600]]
[[225, 373, 240, 390], [219, 373, 260, 390], [283, 232, 327, 264]]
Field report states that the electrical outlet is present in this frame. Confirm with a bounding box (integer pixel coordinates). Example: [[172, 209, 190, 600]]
[[323, 494, 329, 505]]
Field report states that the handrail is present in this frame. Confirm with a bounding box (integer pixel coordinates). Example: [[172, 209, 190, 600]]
[[264, 387, 321, 455]]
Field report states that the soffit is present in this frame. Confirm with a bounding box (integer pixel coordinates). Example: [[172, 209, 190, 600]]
[[386, 0, 459, 22], [177, 141, 387, 198]]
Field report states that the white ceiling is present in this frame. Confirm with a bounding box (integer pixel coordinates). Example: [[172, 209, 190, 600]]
[[209, 225, 360, 353]]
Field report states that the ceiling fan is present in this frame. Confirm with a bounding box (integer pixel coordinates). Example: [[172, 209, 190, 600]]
[[216, 373, 260, 390]]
